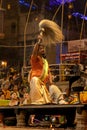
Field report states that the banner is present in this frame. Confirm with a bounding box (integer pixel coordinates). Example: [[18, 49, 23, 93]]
[[68, 39, 87, 52], [61, 52, 80, 62]]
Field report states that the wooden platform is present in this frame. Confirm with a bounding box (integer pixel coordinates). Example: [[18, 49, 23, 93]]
[[0, 104, 84, 115], [0, 125, 86, 130], [0, 127, 64, 130], [0, 104, 86, 130]]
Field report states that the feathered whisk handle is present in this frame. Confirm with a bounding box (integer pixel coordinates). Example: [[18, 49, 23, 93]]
[[33, 28, 45, 56], [37, 28, 45, 45]]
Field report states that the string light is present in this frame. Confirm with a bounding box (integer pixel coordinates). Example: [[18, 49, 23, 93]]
[[49, 0, 75, 6], [49, 0, 87, 21], [72, 12, 87, 21], [19, 0, 36, 9], [19, 1, 87, 22], [68, 3, 73, 9]]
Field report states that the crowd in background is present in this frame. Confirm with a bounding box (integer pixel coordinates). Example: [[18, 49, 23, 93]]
[[0, 69, 30, 106], [0, 62, 87, 106]]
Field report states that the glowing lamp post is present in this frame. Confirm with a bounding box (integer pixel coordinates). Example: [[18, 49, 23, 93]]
[[1, 61, 7, 68]]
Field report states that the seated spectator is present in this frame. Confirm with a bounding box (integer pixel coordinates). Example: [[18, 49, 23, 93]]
[[21, 92, 31, 105], [9, 76, 14, 91], [71, 62, 80, 76], [64, 66, 70, 81], [19, 86, 28, 98], [11, 84, 20, 98], [9, 92, 19, 106], [1, 80, 11, 100], [47, 73, 68, 104], [1, 75, 9, 89], [0, 92, 5, 99]]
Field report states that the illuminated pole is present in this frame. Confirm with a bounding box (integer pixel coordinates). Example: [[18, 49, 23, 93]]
[[79, 1, 87, 64], [60, 0, 64, 81], [23, 0, 33, 67], [60, 0, 64, 64], [80, 1, 87, 40]]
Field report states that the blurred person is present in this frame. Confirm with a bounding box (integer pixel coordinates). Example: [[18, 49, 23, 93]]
[[47, 72, 68, 104], [19, 86, 28, 98], [9, 92, 19, 106], [1, 74, 8, 87], [0, 92, 5, 99], [64, 66, 70, 81], [9, 76, 14, 91], [11, 84, 20, 98], [1, 81, 11, 100], [29, 41, 52, 104], [22, 92, 31, 105], [1, 78, 10, 90], [84, 66, 87, 74], [71, 61, 80, 76], [28, 19, 64, 104]]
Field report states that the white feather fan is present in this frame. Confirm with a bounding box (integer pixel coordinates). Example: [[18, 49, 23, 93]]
[[39, 19, 64, 46]]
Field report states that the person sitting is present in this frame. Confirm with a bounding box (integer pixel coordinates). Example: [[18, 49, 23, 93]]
[[9, 92, 19, 106], [21, 92, 31, 105], [46, 73, 68, 104], [1, 81, 11, 100]]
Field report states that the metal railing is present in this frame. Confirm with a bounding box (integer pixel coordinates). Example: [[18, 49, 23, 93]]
[[21, 63, 78, 82]]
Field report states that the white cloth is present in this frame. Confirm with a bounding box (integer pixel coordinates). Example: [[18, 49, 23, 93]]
[[49, 84, 63, 104], [30, 77, 51, 104]]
